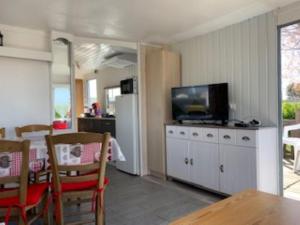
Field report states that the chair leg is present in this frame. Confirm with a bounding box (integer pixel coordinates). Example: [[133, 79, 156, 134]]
[[96, 192, 105, 225], [19, 215, 25, 225], [54, 197, 64, 225], [294, 148, 300, 172], [42, 193, 50, 225]]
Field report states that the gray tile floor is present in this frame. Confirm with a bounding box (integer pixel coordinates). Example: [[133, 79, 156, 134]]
[[104, 166, 223, 225], [28, 166, 223, 225]]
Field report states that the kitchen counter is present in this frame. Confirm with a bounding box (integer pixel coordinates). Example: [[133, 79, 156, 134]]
[[78, 117, 116, 137]]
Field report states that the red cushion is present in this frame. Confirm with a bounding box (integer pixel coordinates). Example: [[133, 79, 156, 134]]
[[0, 183, 49, 207], [60, 177, 109, 192]]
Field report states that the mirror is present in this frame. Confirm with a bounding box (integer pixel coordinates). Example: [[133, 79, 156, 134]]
[[51, 38, 73, 130]]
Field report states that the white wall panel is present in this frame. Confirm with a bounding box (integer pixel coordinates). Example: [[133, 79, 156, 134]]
[[172, 12, 278, 125], [0, 57, 50, 137]]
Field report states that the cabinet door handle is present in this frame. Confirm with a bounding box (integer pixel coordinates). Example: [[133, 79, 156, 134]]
[[180, 131, 186, 135], [184, 158, 189, 165], [219, 165, 224, 173], [223, 135, 231, 139], [192, 132, 199, 137], [242, 136, 250, 141], [190, 158, 194, 166], [207, 133, 214, 138], [168, 130, 174, 134]]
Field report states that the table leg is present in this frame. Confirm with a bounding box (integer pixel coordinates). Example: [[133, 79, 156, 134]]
[[294, 146, 300, 172]]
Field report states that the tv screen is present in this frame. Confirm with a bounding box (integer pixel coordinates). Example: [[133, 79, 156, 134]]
[[172, 83, 229, 122]]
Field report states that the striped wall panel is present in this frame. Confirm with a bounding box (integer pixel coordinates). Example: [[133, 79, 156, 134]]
[[172, 12, 278, 125]]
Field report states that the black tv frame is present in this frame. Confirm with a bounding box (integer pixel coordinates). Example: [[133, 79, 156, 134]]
[[171, 83, 229, 125]]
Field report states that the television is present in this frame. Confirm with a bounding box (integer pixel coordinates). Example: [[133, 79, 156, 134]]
[[171, 83, 229, 124]]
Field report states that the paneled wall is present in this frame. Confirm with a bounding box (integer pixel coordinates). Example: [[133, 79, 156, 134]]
[[172, 12, 278, 125]]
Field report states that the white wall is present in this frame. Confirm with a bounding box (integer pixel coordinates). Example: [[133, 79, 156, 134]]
[[0, 24, 51, 137], [0, 57, 51, 137], [83, 65, 137, 110], [172, 12, 278, 126]]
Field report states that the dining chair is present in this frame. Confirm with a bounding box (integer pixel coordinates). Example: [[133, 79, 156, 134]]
[[45, 132, 111, 225], [15, 124, 53, 138], [15, 124, 53, 183], [0, 139, 49, 224], [0, 128, 5, 139]]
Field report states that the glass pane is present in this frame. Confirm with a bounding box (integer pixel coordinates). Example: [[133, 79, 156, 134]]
[[87, 79, 97, 106], [105, 87, 121, 115], [51, 38, 72, 130]]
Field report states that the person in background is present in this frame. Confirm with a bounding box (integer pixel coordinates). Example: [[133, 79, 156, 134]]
[[92, 102, 101, 116]]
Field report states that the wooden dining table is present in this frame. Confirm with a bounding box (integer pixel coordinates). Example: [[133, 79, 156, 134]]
[[169, 189, 300, 225]]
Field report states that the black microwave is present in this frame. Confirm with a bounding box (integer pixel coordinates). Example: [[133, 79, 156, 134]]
[[120, 77, 137, 94]]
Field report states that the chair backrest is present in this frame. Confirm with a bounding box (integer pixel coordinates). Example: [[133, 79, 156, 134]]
[[45, 132, 110, 193], [0, 140, 30, 205], [15, 124, 53, 138], [0, 128, 5, 139]]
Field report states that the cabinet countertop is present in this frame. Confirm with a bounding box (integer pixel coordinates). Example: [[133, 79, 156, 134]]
[[165, 122, 276, 130], [78, 117, 115, 121]]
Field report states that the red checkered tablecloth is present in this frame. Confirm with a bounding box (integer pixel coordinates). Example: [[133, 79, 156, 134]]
[[0, 138, 124, 177]]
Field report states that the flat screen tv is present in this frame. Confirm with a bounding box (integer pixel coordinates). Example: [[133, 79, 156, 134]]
[[172, 83, 229, 123]]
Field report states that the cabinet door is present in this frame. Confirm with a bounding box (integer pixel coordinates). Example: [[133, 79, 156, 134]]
[[219, 145, 256, 195], [166, 138, 189, 181], [190, 141, 219, 190]]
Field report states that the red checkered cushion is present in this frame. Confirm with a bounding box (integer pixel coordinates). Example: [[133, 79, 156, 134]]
[[0, 183, 49, 206]]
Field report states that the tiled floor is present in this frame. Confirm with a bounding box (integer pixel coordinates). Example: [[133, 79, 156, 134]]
[[27, 166, 223, 224], [104, 166, 223, 225]]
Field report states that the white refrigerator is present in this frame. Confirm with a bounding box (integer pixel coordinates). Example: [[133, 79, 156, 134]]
[[115, 94, 140, 175]]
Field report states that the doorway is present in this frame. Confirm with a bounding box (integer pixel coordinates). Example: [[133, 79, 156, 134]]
[[279, 21, 300, 200]]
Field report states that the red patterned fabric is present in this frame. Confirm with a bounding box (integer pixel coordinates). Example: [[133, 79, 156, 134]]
[[2, 139, 115, 177]]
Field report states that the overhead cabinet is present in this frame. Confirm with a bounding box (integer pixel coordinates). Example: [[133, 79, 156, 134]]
[[166, 125, 278, 195]]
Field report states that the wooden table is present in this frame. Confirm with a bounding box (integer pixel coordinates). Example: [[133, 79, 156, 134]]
[[169, 189, 300, 225]]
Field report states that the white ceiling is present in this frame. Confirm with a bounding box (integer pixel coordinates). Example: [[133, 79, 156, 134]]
[[74, 43, 136, 75], [0, 0, 298, 43]]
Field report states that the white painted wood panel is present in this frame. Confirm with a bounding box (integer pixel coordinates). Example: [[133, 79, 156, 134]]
[[190, 141, 219, 190], [172, 12, 278, 126], [219, 145, 257, 195], [166, 137, 189, 181]]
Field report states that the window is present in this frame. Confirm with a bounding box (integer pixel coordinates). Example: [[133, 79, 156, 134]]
[[105, 87, 121, 115], [86, 79, 98, 106]]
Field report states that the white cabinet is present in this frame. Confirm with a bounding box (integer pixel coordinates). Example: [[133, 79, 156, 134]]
[[166, 138, 189, 181], [166, 125, 278, 195], [190, 141, 219, 190], [219, 145, 256, 194]]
